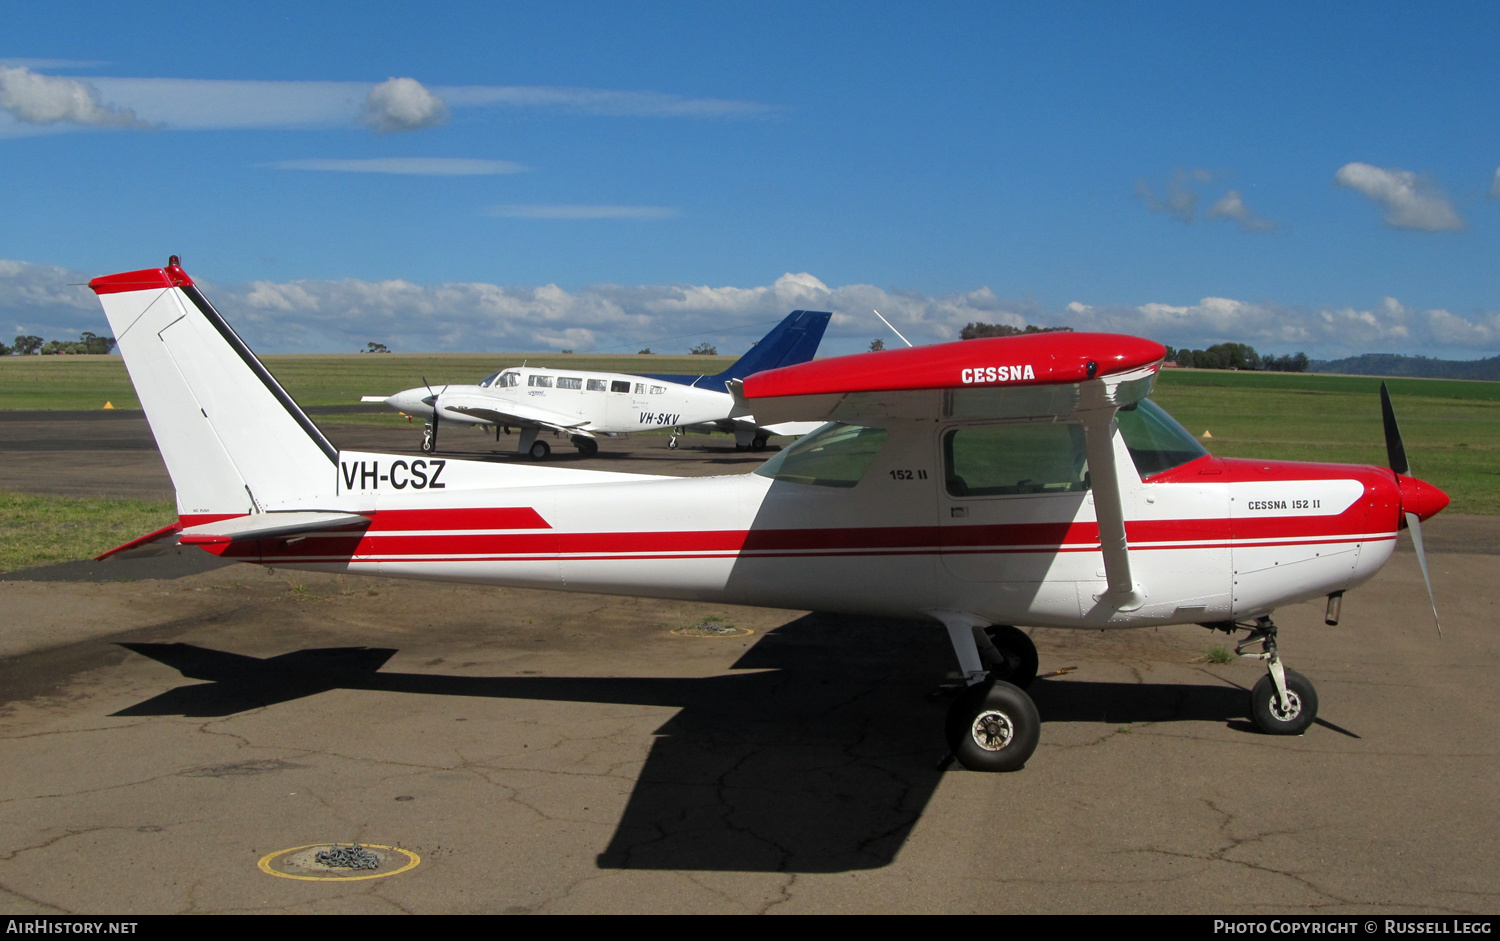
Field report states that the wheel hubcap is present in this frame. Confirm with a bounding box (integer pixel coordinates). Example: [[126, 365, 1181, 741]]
[[1270, 690, 1302, 722], [970, 710, 1015, 751]]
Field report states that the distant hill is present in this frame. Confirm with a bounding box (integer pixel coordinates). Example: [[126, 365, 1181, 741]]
[[1310, 353, 1500, 381]]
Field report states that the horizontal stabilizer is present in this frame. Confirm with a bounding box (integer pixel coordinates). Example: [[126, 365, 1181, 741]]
[[178, 511, 371, 546]]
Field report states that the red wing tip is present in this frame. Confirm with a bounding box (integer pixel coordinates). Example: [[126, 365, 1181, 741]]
[[89, 263, 196, 296]]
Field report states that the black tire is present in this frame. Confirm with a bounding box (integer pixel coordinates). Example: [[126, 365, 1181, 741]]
[[1250, 670, 1318, 735], [420, 433, 435, 453], [981, 625, 1040, 690], [667, 438, 679, 450], [528, 439, 551, 461], [751, 434, 769, 451], [574, 438, 598, 458], [945, 679, 1040, 772]]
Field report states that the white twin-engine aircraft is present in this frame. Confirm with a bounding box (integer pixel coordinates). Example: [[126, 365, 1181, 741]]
[[91, 260, 1449, 772], [364, 308, 832, 458]]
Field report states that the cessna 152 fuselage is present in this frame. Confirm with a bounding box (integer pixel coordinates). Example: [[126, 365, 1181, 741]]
[[90, 260, 1449, 772]]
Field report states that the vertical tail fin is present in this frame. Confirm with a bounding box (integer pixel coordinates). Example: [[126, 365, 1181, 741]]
[[90, 261, 337, 521], [649, 310, 832, 388], [711, 309, 832, 383]]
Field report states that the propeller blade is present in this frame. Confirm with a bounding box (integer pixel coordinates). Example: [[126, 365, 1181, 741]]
[[422, 376, 440, 451], [1379, 381, 1409, 476], [1405, 511, 1442, 636]]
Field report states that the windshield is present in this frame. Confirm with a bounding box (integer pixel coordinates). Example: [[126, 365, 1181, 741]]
[[479, 371, 501, 388], [1116, 399, 1208, 478], [754, 422, 888, 488]]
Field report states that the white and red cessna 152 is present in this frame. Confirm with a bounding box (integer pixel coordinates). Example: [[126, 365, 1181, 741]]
[[90, 259, 1449, 772]]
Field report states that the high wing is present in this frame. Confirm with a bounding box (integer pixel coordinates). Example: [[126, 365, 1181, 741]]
[[740, 332, 1167, 610], [438, 391, 595, 438]]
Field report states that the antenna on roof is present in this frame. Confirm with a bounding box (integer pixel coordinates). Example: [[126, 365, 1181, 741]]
[[873, 309, 913, 348]]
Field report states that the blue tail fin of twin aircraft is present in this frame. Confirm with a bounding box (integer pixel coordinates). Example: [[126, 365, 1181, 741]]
[[648, 310, 831, 389]]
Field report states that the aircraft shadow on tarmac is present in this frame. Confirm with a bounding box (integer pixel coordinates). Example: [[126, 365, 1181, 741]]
[[115, 615, 1308, 873]]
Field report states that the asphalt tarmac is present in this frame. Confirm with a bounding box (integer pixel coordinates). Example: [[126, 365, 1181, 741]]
[[1, 410, 1497, 914]]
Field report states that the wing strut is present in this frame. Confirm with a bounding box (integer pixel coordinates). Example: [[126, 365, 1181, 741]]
[[1080, 385, 1145, 612]]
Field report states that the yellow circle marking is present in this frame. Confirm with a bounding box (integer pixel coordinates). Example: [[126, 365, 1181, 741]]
[[258, 843, 421, 882], [670, 625, 754, 638]]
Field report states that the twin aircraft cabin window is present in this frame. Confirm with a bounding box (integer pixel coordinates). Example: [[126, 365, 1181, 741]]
[[477, 373, 680, 394]]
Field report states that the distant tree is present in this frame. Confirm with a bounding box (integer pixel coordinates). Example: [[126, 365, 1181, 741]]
[[1266, 352, 1309, 373], [560, 349, 573, 354], [959, 322, 1074, 340], [80, 331, 116, 354], [638, 348, 652, 355], [690, 341, 717, 355], [362, 342, 391, 353], [0, 339, 9, 355], [12, 335, 43, 355], [869, 338, 886, 352], [1165, 342, 1308, 372]]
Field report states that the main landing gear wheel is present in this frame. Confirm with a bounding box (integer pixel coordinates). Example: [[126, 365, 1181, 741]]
[[572, 436, 599, 458], [945, 679, 1040, 773], [979, 625, 1039, 690], [528, 439, 551, 461], [751, 434, 769, 451], [1250, 669, 1318, 735]]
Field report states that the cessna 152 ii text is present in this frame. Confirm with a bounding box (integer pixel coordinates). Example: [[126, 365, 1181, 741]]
[[90, 259, 1449, 772], [364, 308, 831, 459]]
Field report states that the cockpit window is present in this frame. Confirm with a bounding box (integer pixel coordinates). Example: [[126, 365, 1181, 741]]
[[944, 422, 1089, 497], [496, 371, 520, 388], [754, 422, 888, 488], [1116, 399, 1208, 478], [479, 371, 501, 388]]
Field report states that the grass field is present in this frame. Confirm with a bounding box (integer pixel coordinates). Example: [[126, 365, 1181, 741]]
[[0, 490, 175, 571], [1150, 371, 1500, 514], [0, 352, 738, 411], [2, 355, 1496, 513]]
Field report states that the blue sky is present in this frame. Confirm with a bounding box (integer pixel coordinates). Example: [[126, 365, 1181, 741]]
[[2, 1, 1498, 359]]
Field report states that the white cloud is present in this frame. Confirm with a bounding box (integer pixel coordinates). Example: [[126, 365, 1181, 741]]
[[440, 85, 778, 117], [486, 205, 680, 220], [1134, 168, 1208, 223], [361, 77, 448, 134], [1137, 169, 1277, 233], [0, 74, 776, 137], [1205, 190, 1276, 232], [0, 66, 148, 128], [1335, 162, 1464, 231], [4, 257, 1496, 360], [262, 158, 525, 175]]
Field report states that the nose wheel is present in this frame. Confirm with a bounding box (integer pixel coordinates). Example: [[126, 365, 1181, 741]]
[[421, 422, 437, 453], [1235, 616, 1319, 735]]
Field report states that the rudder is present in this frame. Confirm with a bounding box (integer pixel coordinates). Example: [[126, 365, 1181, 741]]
[[90, 261, 337, 521]]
